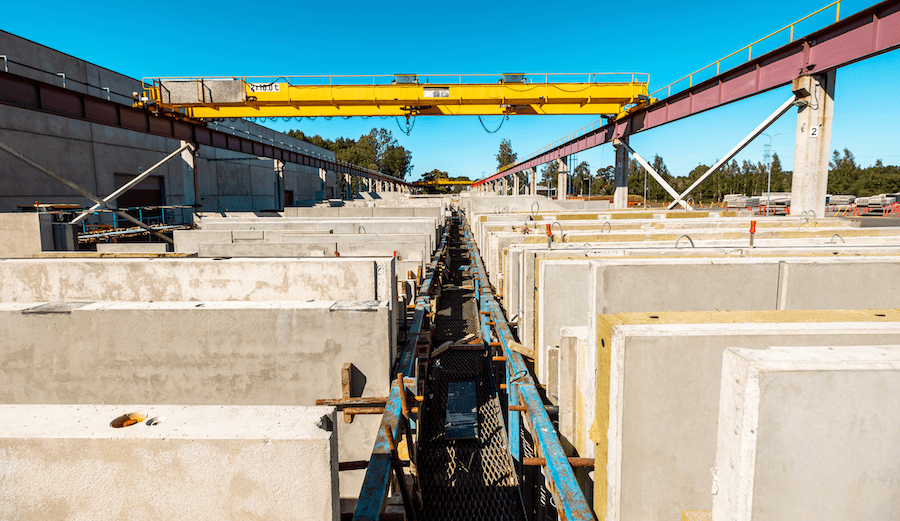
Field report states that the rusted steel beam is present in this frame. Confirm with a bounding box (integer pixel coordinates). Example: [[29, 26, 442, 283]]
[[523, 457, 595, 468], [315, 397, 390, 407], [343, 406, 386, 415]]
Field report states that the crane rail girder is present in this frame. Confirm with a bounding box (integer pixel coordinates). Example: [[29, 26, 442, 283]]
[[141, 77, 650, 118]]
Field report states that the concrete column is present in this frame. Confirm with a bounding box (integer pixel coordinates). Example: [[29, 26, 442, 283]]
[[274, 159, 285, 210], [318, 168, 327, 200], [790, 72, 835, 218], [556, 157, 568, 200], [180, 140, 198, 207], [613, 137, 629, 209], [513, 172, 520, 195], [501, 177, 508, 196], [529, 168, 537, 195]]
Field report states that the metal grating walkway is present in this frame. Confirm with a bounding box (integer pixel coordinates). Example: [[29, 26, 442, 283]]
[[418, 219, 525, 521]]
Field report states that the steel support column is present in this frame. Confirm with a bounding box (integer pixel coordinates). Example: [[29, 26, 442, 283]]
[[556, 157, 568, 200], [182, 140, 198, 207], [274, 159, 285, 210], [790, 72, 835, 217], [318, 168, 327, 199], [613, 138, 629, 209]]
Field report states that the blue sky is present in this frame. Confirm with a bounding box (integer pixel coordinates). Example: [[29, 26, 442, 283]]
[[4, 0, 898, 181]]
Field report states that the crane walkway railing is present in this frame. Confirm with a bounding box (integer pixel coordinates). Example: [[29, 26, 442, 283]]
[[354, 224, 449, 520], [462, 214, 594, 520]]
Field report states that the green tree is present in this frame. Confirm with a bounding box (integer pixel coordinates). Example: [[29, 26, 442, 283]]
[[769, 153, 787, 193], [827, 148, 860, 195], [496, 139, 517, 170], [572, 161, 591, 196], [421, 169, 449, 194], [288, 127, 413, 180], [595, 166, 615, 195], [541, 161, 559, 195]]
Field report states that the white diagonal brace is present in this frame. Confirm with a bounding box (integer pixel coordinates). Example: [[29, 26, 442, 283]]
[[0, 140, 175, 244], [70, 142, 194, 225], [615, 139, 689, 209], [667, 95, 797, 209]]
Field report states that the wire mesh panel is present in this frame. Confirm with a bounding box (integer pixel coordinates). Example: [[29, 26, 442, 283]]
[[418, 219, 525, 521]]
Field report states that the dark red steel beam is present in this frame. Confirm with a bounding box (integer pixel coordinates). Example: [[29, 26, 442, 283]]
[[0, 70, 408, 186], [473, 0, 900, 185]]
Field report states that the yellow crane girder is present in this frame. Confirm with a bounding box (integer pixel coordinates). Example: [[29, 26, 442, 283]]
[[140, 74, 649, 118], [412, 178, 473, 186]]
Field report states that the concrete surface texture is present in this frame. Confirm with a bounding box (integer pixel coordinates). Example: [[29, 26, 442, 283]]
[[0, 300, 391, 406], [0, 300, 390, 501], [182, 232, 432, 260], [0, 257, 395, 303], [531, 256, 900, 397], [483, 226, 900, 285], [0, 404, 339, 521], [591, 316, 900, 521], [285, 206, 443, 219], [509, 244, 900, 357], [96, 242, 169, 253], [0, 212, 53, 257], [0, 257, 399, 356], [713, 345, 900, 521], [473, 215, 859, 255], [196, 218, 438, 237]]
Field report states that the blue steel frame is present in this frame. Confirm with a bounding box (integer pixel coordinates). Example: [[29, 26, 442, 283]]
[[354, 212, 592, 519], [354, 225, 449, 520], [462, 214, 594, 520]]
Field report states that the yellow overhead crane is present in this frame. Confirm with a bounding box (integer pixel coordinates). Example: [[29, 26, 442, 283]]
[[412, 178, 473, 187], [137, 73, 650, 119]]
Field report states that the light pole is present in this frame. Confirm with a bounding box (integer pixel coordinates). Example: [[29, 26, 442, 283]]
[[761, 131, 788, 214]]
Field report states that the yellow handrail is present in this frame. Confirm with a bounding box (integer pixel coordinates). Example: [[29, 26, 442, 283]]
[[651, 1, 842, 98]]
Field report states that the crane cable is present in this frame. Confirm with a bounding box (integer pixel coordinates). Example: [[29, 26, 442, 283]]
[[395, 115, 416, 136], [478, 114, 508, 134]]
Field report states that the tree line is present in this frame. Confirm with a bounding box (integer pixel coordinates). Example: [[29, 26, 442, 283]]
[[526, 146, 899, 202], [287, 127, 413, 180]]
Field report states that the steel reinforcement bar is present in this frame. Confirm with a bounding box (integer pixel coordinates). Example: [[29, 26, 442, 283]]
[[462, 214, 593, 520], [354, 224, 449, 520]]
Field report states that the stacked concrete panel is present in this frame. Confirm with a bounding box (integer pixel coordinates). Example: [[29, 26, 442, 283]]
[[0, 404, 340, 521], [713, 345, 900, 521], [584, 311, 900, 521], [466, 195, 900, 520], [0, 255, 405, 511]]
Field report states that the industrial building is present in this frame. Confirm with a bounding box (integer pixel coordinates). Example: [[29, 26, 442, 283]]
[[2, 2, 900, 520]]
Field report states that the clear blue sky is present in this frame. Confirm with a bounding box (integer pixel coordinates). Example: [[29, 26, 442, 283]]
[[4, 0, 898, 181]]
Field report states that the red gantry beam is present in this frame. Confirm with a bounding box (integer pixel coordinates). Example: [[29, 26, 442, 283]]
[[473, 0, 900, 186]]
